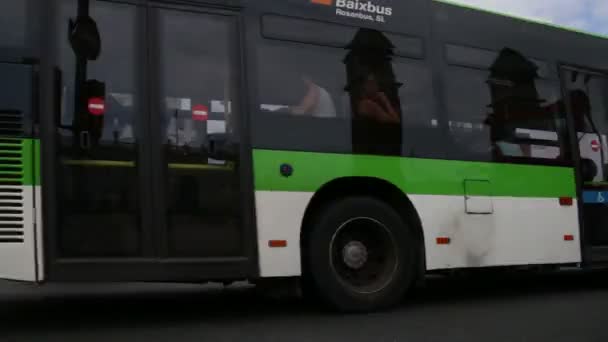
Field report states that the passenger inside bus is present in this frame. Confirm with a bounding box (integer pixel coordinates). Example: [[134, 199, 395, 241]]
[[355, 73, 400, 124], [288, 75, 337, 118]]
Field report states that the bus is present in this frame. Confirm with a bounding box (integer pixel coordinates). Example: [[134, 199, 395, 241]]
[[1, 0, 607, 312]]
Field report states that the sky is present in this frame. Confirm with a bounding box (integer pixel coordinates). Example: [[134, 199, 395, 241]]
[[448, 0, 608, 36]]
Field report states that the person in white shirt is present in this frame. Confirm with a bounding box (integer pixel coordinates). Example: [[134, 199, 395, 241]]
[[289, 75, 337, 118]]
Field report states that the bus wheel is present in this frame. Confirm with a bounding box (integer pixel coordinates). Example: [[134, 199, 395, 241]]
[[305, 197, 416, 312]]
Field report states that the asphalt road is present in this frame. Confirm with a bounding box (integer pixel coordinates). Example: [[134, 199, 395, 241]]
[[1, 270, 607, 342]]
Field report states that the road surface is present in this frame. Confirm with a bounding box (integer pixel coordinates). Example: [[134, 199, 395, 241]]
[[1, 270, 607, 341]]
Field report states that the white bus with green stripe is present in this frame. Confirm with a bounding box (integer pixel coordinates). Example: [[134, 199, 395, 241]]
[[1, 0, 607, 312]]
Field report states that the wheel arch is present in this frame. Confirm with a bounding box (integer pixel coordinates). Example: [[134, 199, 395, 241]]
[[300, 176, 426, 279]]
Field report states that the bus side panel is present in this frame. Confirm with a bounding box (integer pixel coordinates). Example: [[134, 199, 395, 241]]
[[253, 190, 582, 277], [253, 149, 582, 277], [255, 191, 312, 277], [0, 139, 39, 282], [0, 61, 41, 282], [410, 195, 581, 270]]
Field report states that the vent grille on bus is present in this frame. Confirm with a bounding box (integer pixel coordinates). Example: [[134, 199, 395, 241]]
[[0, 109, 24, 137], [0, 139, 25, 186], [0, 187, 24, 243]]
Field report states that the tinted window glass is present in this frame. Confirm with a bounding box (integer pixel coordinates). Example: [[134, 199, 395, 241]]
[[262, 15, 424, 58], [564, 71, 608, 182], [444, 47, 567, 164], [56, 0, 141, 257], [393, 62, 440, 157], [58, 2, 137, 147], [446, 44, 549, 78], [255, 40, 352, 152], [0, 2, 27, 48], [254, 27, 439, 157], [158, 9, 243, 257]]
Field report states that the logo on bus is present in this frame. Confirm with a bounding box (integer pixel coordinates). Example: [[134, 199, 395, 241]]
[[311, 0, 333, 5], [311, 0, 393, 23]]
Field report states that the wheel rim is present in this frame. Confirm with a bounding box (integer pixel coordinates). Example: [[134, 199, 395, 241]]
[[329, 217, 399, 294]]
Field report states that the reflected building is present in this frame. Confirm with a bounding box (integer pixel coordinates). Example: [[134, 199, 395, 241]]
[[485, 48, 547, 159], [343, 28, 402, 156]]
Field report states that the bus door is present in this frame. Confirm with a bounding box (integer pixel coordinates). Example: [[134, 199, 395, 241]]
[[561, 67, 608, 262], [51, 0, 253, 281], [149, 5, 253, 266]]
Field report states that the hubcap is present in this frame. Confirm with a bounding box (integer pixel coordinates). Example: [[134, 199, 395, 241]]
[[342, 241, 368, 270], [329, 217, 399, 294]]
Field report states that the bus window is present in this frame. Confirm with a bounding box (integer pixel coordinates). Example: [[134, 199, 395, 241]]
[[566, 74, 608, 182], [446, 44, 550, 78], [0, 1, 40, 56], [392, 61, 440, 158], [0, 2, 27, 49], [255, 25, 439, 158], [56, 0, 141, 257], [262, 14, 424, 59], [157, 8, 243, 257], [444, 46, 567, 164]]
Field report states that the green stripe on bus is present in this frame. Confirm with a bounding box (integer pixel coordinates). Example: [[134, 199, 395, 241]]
[[0, 138, 39, 186], [252, 149, 576, 198]]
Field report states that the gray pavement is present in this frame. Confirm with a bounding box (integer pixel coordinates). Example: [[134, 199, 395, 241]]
[[0, 271, 607, 341]]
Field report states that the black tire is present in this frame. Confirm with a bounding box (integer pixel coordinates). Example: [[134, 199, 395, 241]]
[[304, 196, 417, 312]]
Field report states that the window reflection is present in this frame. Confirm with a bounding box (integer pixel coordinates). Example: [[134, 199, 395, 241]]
[[345, 28, 402, 155], [58, 1, 138, 158], [445, 46, 566, 164], [486, 48, 558, 160], [564, 72, 608, 182], [0, 2, 27, 49], [158, 9, 242, 257], [56, 0, 141, 257], [256, 24, 438, 157], [346, 29, 402, 124]]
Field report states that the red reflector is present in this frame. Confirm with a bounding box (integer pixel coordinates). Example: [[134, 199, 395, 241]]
[[559, 197, 573, 206], [564, 235, 575, 241], [268, 240, 287, 248], [436, 237, 451, 245]]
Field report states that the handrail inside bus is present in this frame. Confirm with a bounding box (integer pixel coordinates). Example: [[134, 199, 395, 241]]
[[61, 159, 234, 171]]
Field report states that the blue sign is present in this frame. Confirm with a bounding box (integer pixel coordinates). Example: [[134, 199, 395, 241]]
[[583, 191, 608, 204]]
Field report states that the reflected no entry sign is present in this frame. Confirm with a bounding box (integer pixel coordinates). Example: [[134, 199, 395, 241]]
[[192, 104, 209, 121], [88, 97, 105, 116]]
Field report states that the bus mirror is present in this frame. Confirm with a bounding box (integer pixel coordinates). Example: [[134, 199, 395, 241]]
[[68, 16, 101, 61]]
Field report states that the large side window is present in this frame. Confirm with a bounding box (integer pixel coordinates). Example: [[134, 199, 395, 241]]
[[444, 45, 567, 164], [157, 8, 243, 258], [255, 41, 352, 152], [0, 2, 27, 48], [254, 16, 440, 157], [0, 1, 39, 56], [565, 71, 608, 182], [55, 0, 141, 257], [394, 62, 441, 158]]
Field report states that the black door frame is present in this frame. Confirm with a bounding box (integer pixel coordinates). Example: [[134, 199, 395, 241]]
[[558, 63, 608, 266], [41, 0, 258, 282]]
